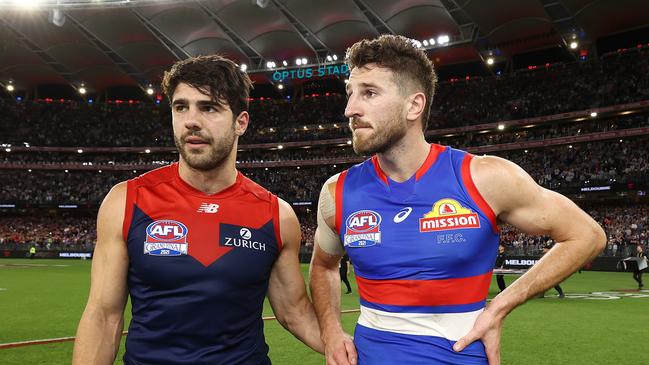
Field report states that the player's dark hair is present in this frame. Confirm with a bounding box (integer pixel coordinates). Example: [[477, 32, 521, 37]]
[[162, 55, 253, 116], [345, 34, 437, 131]]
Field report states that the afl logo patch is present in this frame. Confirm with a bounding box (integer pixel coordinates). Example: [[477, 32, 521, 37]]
[[144, 220, 189, 256], [344, 210, 382, 248]]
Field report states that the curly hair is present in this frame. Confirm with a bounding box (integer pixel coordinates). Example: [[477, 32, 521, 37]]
[[161, 55, 253, 117], [345, 35, 437, 131]]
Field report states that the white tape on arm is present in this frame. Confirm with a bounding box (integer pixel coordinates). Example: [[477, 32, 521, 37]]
[[315, 174, 345, 256]]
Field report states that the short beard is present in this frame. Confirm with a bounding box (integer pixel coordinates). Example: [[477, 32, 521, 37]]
[[352, 117, 407, 155], [174, 125, 236, 171]]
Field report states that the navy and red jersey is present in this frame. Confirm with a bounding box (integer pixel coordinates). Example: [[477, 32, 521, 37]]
[[121, 162, 282, 365], [335, 144, 500, 364]]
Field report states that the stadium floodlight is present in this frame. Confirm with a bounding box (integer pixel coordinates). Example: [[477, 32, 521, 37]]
[[77, 149, 83, 154], [79, 86, 86, 95], [301, 58, 307, 65], [282, 60, 288, 66], [486, 57, 495, 65], [14, 0, 41, 10], [146, 87, 154, 95], [590, 111, 597, 117], [5, 148, 10, 152], [326, 55, 332, 62], [6, 84, 14, 92], [240, 63, 248, 72], [437, 35, 450, 45], [278, 145, 284, 149], [429, 38, 436, 46], [332, 54, 338, 61], [570, 41, 578, 49], [347, 140, 352, 145], [266, 61, 275, 69], [28, 169, 32, 172], [296, 58, 302, 66], [422, 40, 429, 46], [145, 149, 151, 153], [277, 84, 284, 90], [497, 124, 505, 131]]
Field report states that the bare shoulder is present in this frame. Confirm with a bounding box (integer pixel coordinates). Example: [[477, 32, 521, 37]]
[[277, 197, 301, 250], [97, 181, 129, 240], [469, 155, 543, 216]]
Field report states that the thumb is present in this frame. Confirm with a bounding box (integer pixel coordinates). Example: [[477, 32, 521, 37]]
[[453, 334, 477, 352]]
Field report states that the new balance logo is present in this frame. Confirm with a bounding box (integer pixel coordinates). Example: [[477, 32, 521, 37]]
[[197, 203, 219, 214]]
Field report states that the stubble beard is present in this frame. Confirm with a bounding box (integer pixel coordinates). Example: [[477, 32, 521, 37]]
[[351, 114, 407, 156], [174, 125, 236, 171]]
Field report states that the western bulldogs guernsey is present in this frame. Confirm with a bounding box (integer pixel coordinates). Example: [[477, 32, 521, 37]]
[[122, 163, 282, 365], [335, 144, 500, 365]]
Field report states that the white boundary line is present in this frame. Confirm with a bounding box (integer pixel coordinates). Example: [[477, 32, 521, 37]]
[[0, 309, 361, 349]]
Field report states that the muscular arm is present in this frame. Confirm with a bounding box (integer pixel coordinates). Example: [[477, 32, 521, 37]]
[[309, 174, 357, 365], [474, 156, 606, 312], [453, 156, 606, 363], [266, 198, 324, 354], [72, 182, 129, 365]]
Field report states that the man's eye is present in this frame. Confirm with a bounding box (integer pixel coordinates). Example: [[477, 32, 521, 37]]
[[175, 105, 187, 112]]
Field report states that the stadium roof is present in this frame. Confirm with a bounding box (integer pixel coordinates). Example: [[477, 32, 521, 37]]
[[0, 0, 648, 93]]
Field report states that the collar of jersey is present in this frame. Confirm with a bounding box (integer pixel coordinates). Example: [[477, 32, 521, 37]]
[[370, 143, 445, 187], [172, 162, 243, 199]]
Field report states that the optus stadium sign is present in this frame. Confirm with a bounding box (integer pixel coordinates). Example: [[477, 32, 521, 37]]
[[271, 64, 350, 82]]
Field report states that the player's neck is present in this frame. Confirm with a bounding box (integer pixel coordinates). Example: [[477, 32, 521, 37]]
[[177, 153, 238, 195], [375, 134, 429, 183]]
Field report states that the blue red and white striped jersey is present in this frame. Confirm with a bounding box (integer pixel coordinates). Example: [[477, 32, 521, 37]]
[[122, 163, 282, 365], [335, 144, 500, 364]]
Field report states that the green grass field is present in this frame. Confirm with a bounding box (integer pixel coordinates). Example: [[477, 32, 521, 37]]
[[0, 258, 648, 364]]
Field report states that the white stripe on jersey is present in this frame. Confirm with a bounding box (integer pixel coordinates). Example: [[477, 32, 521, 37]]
[[357, 305, 483, 341]]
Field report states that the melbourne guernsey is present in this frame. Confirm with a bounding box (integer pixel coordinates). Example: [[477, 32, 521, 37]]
[[122, 163, 282, 365]]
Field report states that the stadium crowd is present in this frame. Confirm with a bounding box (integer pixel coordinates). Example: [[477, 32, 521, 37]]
[[2, 134, 649, 204], [1, 47, 648, 146]]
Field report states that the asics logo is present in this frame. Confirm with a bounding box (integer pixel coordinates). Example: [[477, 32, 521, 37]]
[[197, 203, 219, 214], [393, 207, 413, 223]]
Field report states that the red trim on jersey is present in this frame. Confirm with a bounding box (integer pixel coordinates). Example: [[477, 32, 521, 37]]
[[122, 179, 137, 242], [335, 171, 348, 234], [271, 195, 283, 251], [356, 272, 492, 306], [461, 154, 499, 234], [371, 156, 389, 186], [415, 144, 444, 181]]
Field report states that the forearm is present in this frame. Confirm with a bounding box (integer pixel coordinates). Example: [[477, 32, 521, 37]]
[[491, 230, 605, 316], [281, 298, 325, 353], [72, 308, 124, 365], [310, 264, 344, 341]]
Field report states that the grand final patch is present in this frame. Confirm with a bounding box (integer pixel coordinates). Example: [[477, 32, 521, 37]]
[[419, 199, 480, 232], [143, 220, 189, 256], [344, 210, 382, 248]]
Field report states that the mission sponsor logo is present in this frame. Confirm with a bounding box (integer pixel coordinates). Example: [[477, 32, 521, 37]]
[[344, 210, 382, 248], [419, 199, 480, 232], [144, 220, 189, 256]]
